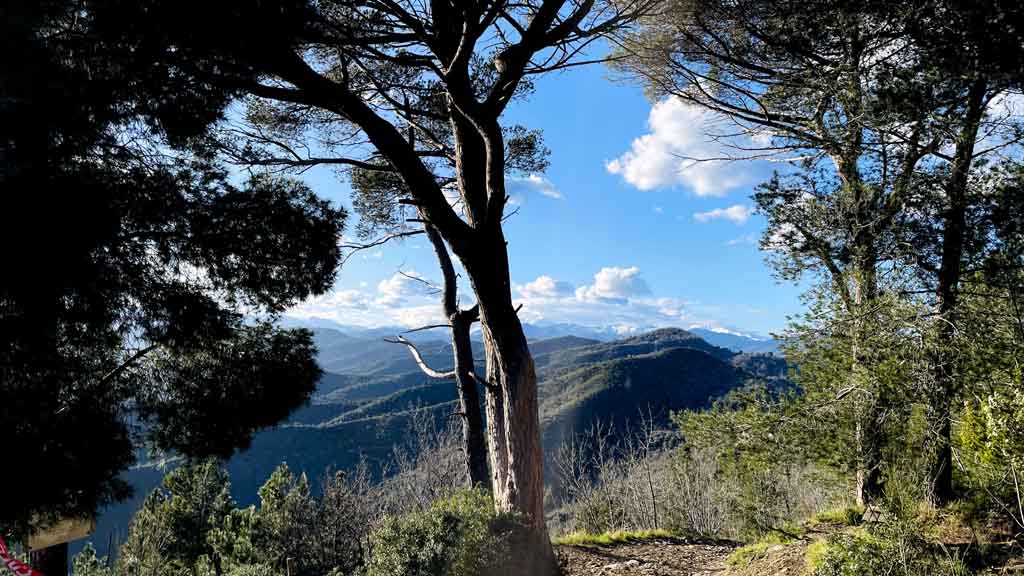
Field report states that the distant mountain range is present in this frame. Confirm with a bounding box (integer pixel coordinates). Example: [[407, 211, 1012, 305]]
[[281, 316, 781, 353], [688, 327, 780, 354], [83, 321, 785, 559]]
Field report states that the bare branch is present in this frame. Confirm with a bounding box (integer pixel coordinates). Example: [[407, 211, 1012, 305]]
[[340, 230, 425, 266], [403, 323, 452, 334], [384, 335, 455, 379]]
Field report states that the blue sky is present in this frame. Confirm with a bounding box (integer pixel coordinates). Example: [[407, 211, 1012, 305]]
[[285, 61, 805, 337]]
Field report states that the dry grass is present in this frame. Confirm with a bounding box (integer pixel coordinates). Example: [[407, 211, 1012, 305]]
[[553, 529, 677, 547]]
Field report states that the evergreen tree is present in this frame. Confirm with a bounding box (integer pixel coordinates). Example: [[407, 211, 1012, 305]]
[[615, 0, 1024, 505], [1, 0, 346, 537]]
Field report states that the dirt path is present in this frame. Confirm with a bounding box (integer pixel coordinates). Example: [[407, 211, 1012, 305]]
[[556, 539, 734, 575]]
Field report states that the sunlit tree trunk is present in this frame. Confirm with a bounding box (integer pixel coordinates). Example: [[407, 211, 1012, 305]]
[[461, 229, 554, 572]]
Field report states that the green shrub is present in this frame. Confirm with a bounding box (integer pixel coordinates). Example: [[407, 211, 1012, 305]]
[[725, 531, 795, 567], [726, 542, 776, 567], [225, 564, 278, 576], [813, 520, 968, 576], [811, 506, 864, 526], [813, 531, 892, 576], [73, 543, 115, 576], [804, 539, 828, 572], [365, 489, 518, 576]]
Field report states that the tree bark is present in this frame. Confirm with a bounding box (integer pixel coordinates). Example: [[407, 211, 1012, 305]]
[[460, 231, 554, 573], [931, 78, 988, 505], [851, 242, 883, 508], [451, 311, 489, 488]]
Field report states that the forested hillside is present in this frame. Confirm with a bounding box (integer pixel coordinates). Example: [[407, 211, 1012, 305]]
[[83, 325, 774, 558]]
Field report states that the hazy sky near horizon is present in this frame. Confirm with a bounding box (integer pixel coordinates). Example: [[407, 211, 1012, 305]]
[[283, 60, 806, 337]]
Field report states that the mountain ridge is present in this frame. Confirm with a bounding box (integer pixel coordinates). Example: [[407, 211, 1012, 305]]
[[82, 322, 786, 559]]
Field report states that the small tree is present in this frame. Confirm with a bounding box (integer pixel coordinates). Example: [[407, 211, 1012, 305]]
[[118, 462, 235, 576]]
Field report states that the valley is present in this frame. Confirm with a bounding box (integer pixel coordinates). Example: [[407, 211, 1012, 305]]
[[82, 323, 783, 558]]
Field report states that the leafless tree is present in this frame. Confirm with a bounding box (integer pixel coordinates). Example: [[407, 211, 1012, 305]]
[[375, 406, 469, 519]]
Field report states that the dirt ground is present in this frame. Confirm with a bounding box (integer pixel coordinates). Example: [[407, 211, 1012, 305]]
[[556, 538, 735, 575], [556, 538, 812, 576]]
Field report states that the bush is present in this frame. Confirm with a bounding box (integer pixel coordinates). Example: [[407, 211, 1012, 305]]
[[365, 489, 518, 576], [813, 531, 891, 576], [725, 531, 796, 567], [225, 564, 277, 576], [813, 520, 968, 576], [811, 506, 864, 526], [73, 544, 115, 576]]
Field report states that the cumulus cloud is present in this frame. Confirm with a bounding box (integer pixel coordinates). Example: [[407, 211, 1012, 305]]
[[302, 288, 370, 310], [288, 274, 444, 329], [376, 271, 435, 306], [511, 280, 702, 335], [575, 266, 651, 304], [606, 97, 751, 196], [694, 204, 753, 225], [508, 174, 563, 201], [612, 324, 641, 336], [987, 90, 1024, 119], [763, 222, 799, 253], [640, 296, 688, 319], [288, 267, 746, 336], [518, 275, 575, 299]]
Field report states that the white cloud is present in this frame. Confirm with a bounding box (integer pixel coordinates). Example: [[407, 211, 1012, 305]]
[[376, 271, 435, 306], [687, 321, 760, 339], [987, 90, 1024, 119], [694, 204, 753, 225], [508, 174, 563, 200], [288, 267, 752, 336], [288, 275, 445, 329], [575, 266, 651, 304], [303, 288, 370, 310], [644, 296, 688, 318], [518, 275, 574, 299], [606, 97, 751, 196], [511, 281, 704, 335], [653, 206, 664, 214], [612, 324, 641, 336]]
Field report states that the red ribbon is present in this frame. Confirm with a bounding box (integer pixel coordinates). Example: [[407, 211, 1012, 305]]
[[0, 537, 43, 576]]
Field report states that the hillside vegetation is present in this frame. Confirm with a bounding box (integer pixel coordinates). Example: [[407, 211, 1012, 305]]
[[83, 326, 776, 558]]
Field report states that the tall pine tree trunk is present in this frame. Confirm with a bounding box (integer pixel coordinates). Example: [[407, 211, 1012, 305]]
[[461, 233, 554, 574], [851, 255, 883, 507], [931, 78, 987, 504], [836, 138, 884, 506]]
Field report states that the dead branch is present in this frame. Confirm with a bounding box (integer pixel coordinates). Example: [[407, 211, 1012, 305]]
[[383, 335, 455, 379]]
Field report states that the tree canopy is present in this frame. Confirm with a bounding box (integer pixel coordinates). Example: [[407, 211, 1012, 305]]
[[1, 0, 346, 538]]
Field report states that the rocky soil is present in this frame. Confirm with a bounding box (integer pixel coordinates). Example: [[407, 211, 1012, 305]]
[[556, 538, 735, 575]]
